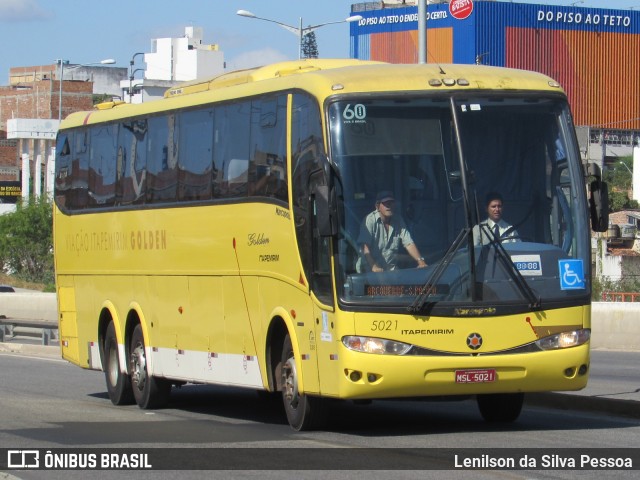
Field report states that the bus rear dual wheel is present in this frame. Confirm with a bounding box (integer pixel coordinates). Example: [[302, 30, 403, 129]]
[[103, 322, 170, 409], [129, 324, 171, 409], [103, 322, 134, 405]]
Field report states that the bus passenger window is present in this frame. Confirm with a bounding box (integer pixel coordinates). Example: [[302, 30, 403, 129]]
[[248, 95, 288, 203], [214, 102, 250, 198], [146, 115, 176, 203], [68, 130, 90, 209], [89, 125, 117, 207], [226, 158, 249, 196], [118, 120, 148, 205], [55, 134, 71, 208], [178, 109, 213, 201]]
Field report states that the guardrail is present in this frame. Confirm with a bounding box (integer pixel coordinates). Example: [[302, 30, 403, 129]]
[[601, 292, 640, 302], [0, 316, 58, 346]]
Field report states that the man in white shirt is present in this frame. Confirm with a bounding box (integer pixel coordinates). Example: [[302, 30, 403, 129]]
[[473, 192, 520, 246]]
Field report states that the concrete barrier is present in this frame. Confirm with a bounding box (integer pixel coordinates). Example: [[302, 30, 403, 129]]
[[0, 294, 637, 350], [0, 292, 57, 322], [591, 302, 640, 351]]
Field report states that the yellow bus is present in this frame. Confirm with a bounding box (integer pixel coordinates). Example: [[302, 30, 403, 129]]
[[54, 59, 608, 430]]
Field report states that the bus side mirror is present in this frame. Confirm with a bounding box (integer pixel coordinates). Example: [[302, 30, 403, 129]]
[[587, 163, 609, 232], [314, 184, 336, 237]]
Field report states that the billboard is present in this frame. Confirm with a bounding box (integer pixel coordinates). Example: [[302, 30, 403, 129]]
[[350, 2, 640, 128], [0, 181, 21, 203]]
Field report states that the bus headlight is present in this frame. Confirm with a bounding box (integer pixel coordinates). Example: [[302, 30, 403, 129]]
[[342, 336, 412, 355], [535, 329, 590, 350]]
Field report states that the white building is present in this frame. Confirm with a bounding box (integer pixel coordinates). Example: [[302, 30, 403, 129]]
[[60, 65, 126, 97], [122, 26, 225, 104]]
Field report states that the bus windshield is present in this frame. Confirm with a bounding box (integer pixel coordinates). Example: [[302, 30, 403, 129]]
[[329, 95, 590, 313]]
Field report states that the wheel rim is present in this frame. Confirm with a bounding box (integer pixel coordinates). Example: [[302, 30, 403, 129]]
[[107, 342, 119, 387], [130, 342, 147, 391], [282, 356, 299, 409]]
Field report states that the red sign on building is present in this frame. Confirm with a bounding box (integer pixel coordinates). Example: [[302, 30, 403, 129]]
[[449, 0, 474, 20]]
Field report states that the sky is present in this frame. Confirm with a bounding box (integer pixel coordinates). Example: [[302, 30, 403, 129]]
[[0, 0, 639, 84]]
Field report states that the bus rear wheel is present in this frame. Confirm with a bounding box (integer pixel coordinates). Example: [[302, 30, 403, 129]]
[[477, 393, 524, 423], [129, 324, 171, 409], [103, 322, 134, 405], [281, 334, 327, 431]]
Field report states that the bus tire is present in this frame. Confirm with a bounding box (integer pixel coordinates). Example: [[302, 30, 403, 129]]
[[477, 393, 524, 423], [103, 322, 134, 405], [129, 324, 171, 409], [281, 333, 327, 431]]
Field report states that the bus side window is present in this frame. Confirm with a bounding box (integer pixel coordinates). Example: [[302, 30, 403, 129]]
[[248, 95, 288, 203], [118, 120, 148, 205], [214, 102, 250, 199], [89, 124, 117, 207], [226, 158, 249, 196], [55, 133, 71, 208], [291, 92, 332, 304], [146, 115, 173, 204], [68, 130, 90, 209], [178, 109, 213, 201]]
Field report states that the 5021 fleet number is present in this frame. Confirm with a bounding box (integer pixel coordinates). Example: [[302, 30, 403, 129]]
[[370, 320, 398, 332]]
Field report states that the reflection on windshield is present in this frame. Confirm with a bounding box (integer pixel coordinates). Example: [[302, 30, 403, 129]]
[[329, 96, 590, 313]]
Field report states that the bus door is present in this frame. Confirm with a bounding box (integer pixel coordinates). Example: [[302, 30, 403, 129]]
[[309, 184, 339, 396]]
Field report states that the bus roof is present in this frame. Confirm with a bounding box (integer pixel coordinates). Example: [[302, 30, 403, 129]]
[[60, 59, 565, 129]]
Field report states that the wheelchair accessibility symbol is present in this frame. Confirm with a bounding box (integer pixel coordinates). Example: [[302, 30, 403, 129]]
[[559, 259, 585, 290]]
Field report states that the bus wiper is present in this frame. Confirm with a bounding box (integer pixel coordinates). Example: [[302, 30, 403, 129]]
[[480, 223, 542, 310], [408, 227, 469, 314]]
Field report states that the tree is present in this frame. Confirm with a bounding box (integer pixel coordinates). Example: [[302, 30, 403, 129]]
[[0, 197, 54, 284], [301, 30, 319, 59], [603, 156, 638, 212], [93, 93, 114, 105]]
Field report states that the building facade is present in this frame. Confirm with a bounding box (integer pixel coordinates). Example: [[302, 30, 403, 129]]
[[0, 65, 126, 203], [123, 26, 225, 104], [0, 25, 224, 204]]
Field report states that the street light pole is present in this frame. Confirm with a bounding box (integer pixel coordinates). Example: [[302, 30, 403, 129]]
[[129, 52, 145, 103], [618, 160, 639, 203], [237, 10, 362, 60], [57, 58, 115, 121], [57, 59, 67, 121], [418, 0, 426, 64], [129, 68, 145, 103], [299, 17, 303, 59], [619, 161, 633, 176]]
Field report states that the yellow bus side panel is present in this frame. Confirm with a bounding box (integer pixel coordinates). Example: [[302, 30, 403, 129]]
[[57, 280, 79, 365], [55, 200, 324, 391], [186, 276, 226, 355]]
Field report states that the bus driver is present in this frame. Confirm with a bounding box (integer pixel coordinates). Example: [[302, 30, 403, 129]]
[[357, 191, 427, 272], [473, 192, 521, 246]]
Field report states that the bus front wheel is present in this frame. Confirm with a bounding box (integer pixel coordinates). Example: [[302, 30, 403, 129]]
[[281, 334, 327, 431], [477, 393, 524, 423], [129, 324, 171, 409], [103, 322, 134, 405]]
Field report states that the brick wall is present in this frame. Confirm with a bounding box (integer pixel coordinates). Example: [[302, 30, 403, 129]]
[[0, 141, 17, 168], [0, 80, 93, 132], [0, 77, 94, 199]]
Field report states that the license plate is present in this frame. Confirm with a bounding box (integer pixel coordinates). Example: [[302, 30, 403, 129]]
[[455, 369, 496, 383]]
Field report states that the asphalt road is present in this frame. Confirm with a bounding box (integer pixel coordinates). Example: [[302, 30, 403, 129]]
[[0, 346, 639, 479]]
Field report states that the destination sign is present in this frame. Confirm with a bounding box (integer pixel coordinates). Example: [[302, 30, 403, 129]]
[[365, 284, 450, 297]]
